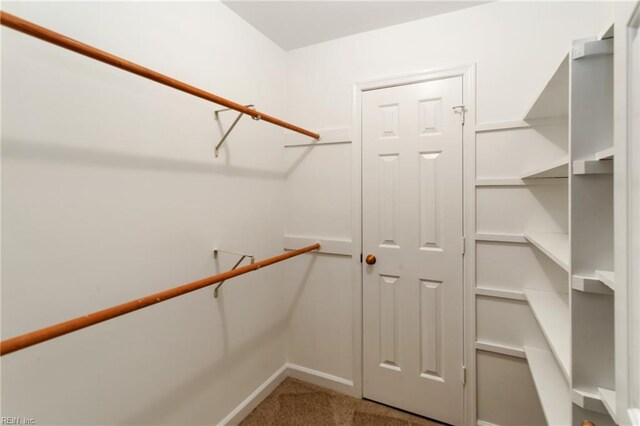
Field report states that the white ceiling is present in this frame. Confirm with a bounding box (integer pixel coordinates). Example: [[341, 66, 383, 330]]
[[222, 1, 490, 51]]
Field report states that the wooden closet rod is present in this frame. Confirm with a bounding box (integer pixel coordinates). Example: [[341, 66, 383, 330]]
[[0, 243, 320, 356], [0, 11, 320, 140]]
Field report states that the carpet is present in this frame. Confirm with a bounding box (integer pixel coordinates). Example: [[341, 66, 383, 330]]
[[239, 377, 443, 426]]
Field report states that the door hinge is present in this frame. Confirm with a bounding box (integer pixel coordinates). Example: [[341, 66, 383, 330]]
[[461, 237, 466, 255], [462, 365, 467, 385], [452, 105, 466, 125]]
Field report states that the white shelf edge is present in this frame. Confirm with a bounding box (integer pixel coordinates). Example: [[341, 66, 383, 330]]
[[524, 232, 570, 272], [475, 120, 530, 133], [596, 270, 615, 291], [524, 289, 571, 381], [572, 275, 614, 295], [521, 157, 569, 179], [475, 286, 527, 301], [573, 159, 613, 175], [573, 38, 614, 59], [475, 178, 568, 187], [524, 346, 571, 426], [475, 178, 526, 186], [475, 233, 528, 243], [595, 146, 614, 160], [597, 22, 614, 40], [598, 387, 617, 419], [475, 116, 567, 133], [476, 341, 526, 359], [572, 388, 608, 414]]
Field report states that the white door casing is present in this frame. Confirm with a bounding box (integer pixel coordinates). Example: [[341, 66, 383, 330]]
[[362, 76, 464, 425]]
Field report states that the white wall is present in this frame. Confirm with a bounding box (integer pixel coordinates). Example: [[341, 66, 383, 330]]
[[1, 2, 294, 424], [282, 1, 613, 424]]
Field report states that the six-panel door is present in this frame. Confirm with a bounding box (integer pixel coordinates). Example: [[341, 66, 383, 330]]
[[362, 76, 464, 425]]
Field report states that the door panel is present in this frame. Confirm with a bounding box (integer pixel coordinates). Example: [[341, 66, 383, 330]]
[[362, 77, 464, 425]]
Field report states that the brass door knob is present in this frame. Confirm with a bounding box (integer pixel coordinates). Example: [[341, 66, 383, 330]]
[[365, 254, 377, 265]]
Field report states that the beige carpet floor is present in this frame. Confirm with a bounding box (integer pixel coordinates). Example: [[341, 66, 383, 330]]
[[240, 378, 443, 426]]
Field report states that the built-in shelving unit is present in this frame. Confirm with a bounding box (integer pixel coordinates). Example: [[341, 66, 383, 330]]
[[524, 289, 571, 380], [570, 30, 616, 426], [519, 27, 617, 426], [524, 232, 570, 272], [525, 346, 571, 426]]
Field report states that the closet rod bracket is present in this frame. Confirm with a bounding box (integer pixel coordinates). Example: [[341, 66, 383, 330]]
[[213, 249, 255, 298], [214, 104, 256, 157]]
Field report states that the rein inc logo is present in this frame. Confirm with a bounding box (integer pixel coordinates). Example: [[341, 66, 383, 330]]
[[1, 418, 35, 425]]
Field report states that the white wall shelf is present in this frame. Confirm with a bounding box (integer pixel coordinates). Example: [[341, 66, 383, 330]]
[[474, 233, 528, 244], [572, 38, 614, 60], [521, 157, 569, 179], [475, 286, 527, 301], [573, 159, 613, 175], [597, 23, 614, 41], [596, 270, 615, 291], [475, 116, 568, 133], [524, 232, 570, 272], [475, 341, 526, 359], [475, 178, 569, 187], [572, 275, 614, 295], [524, 346, 571, 426], [524, 289, 571, 381], [572, 388, 608, 414], [595, 147, 614, 160], [524, 54, 569, 121], [598, 387, 616, 419]]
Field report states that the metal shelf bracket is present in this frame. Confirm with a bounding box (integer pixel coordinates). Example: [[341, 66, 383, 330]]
[[213, 249, 255, 298], [213, 104, 259, 157]]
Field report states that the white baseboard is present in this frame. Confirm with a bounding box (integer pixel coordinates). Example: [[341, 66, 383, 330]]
[[477, 420, 501, 426], [219, 362, 356, 425], [285, 363, 357, 397], [218, 364, 289, 426]]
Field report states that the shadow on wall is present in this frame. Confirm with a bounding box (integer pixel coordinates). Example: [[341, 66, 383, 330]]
[[122, 253, 318, 424], [1, 138, 285, 180]]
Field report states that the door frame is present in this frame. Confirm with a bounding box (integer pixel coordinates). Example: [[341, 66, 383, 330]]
[[350, 63, 477, 425]]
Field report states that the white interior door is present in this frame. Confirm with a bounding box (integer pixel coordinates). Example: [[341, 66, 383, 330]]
[[362, 76, 464, 425]]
